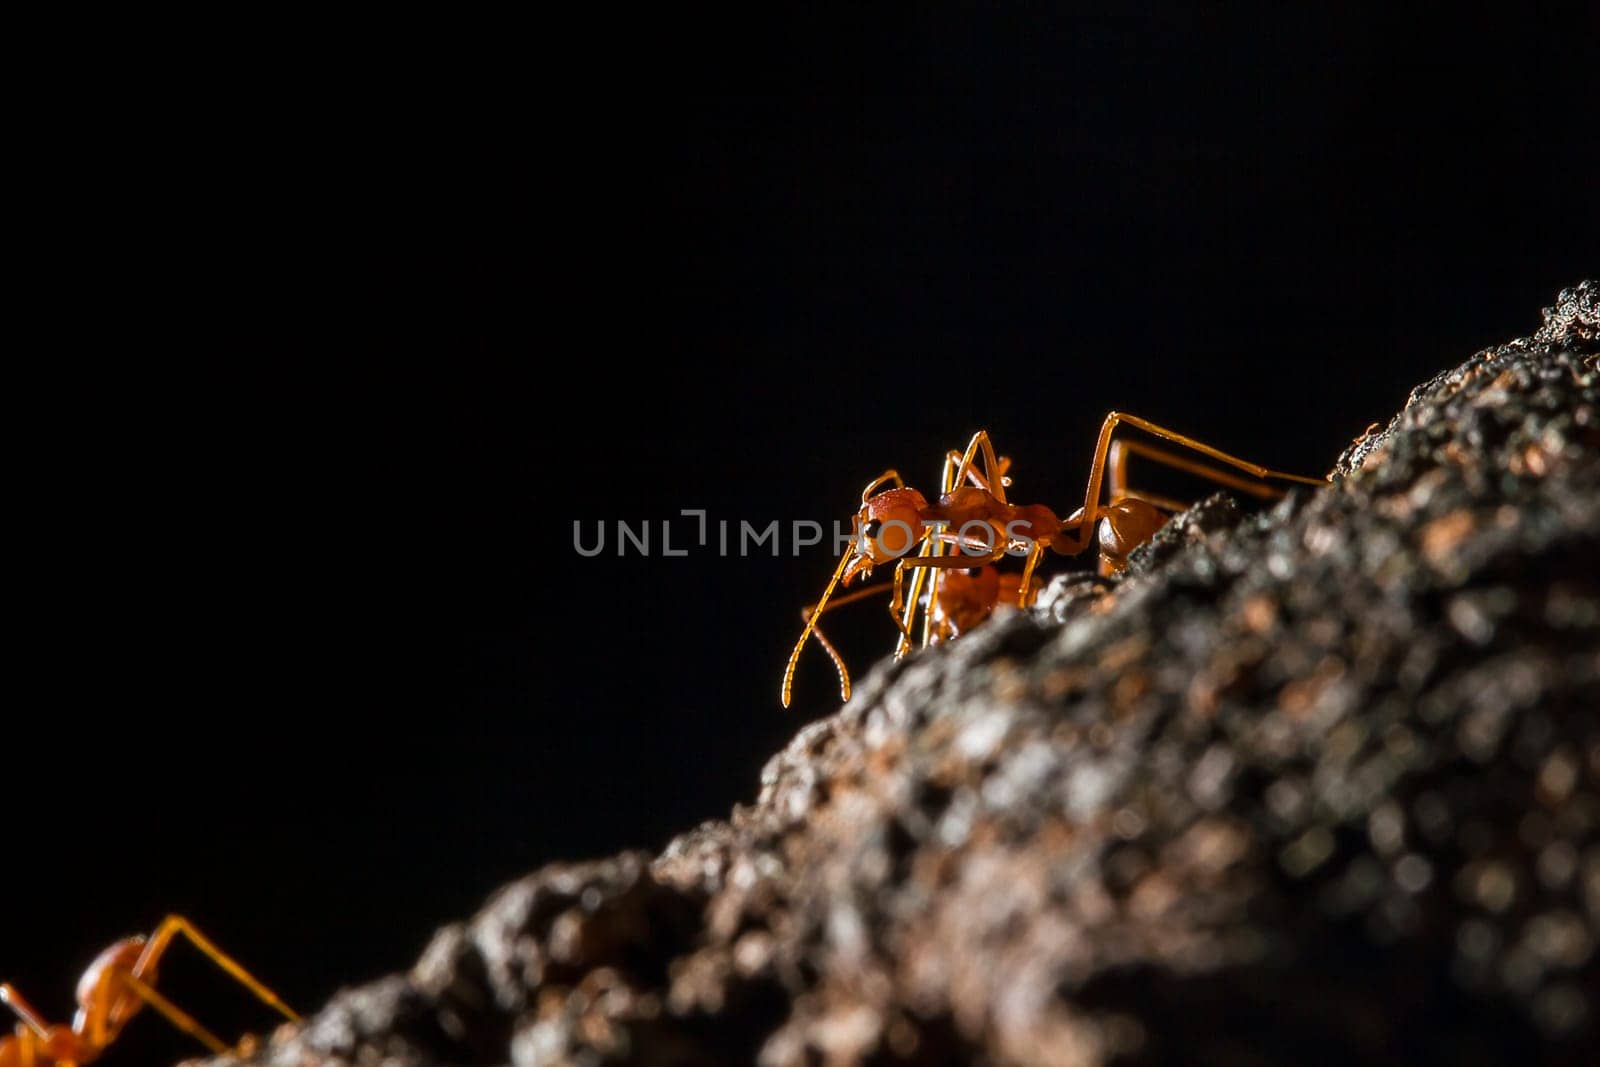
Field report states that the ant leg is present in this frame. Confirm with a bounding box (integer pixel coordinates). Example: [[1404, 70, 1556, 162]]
[[133, 916, 298, 1024], [949, 431, 1009, 504], [1107, 440, 1187, 512], [894, 559, 915, 656], [942, 450, 1012, 495], [2, 989, 88, 1067], [923, 448, 972, 649], [801, 582, 895, 625], [790, 464, 923, 706], [0, 986, 50, 1040], [915, 551, 944, 651], [1067, 412, 1327, 549], [900, 539, 1010, 569], [114, 973, 228, 1055], [897, 553, 943, 657], [80, 968, 112, 1050], [900, 510, 959, 655], [1103, 413, 1325, 489], [928, 439, 1014, 643], [889, 557, 908, 625], [1108, 438, 1285, 505], [1018, 541, 1046, 606]]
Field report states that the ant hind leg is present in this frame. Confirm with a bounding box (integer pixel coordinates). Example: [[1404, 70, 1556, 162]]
[[133, 916, 298, 1024], [949, 431, 1009, 504], [1069, 412, 1327, 547], [1108, 437, 1285, 506], [114, 972, 229, 1055]]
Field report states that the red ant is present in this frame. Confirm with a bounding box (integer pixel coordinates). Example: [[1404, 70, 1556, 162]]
[[1, 915, 298, 1066], [793, 447, 1042, 697], [797, 562, 1044, 703], [782, 415, 1325, 706]]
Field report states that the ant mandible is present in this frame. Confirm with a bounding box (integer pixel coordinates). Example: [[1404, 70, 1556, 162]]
[[1, 915, 298, 1066], [782, 414, 1326, 707]]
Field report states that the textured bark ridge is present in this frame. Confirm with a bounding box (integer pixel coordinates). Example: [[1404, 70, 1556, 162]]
[[205, 283, 1599, 1066]]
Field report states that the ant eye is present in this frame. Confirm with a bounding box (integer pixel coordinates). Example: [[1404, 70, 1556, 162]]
[[863, 519, 883, 539], [962, 567, 979, 577]]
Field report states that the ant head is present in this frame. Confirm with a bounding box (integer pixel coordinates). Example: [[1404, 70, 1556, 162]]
[[75, 936, 148, 1031], [852, 487, 928, 572]]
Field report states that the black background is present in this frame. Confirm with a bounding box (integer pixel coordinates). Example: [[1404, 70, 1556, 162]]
[[6, 7, 1597, 1062]]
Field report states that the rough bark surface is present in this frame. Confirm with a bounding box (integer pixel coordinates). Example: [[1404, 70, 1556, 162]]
[[203, 282, 1599, 1066]]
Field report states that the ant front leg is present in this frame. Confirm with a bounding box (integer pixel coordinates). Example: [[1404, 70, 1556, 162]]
[[1018, 540, 1046, 605], [893, 558, 917, 657], [800, 582, 897, 630], [894, 551, 946, 658], [892, 507, 994, 655]]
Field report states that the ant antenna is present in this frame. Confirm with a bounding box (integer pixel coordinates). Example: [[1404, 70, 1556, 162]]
[[783, 545, 856, 707]]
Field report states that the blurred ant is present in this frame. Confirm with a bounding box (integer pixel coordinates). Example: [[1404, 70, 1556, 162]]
[[1, 915, 298, 1065], [783, 415, 1325, 706]]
